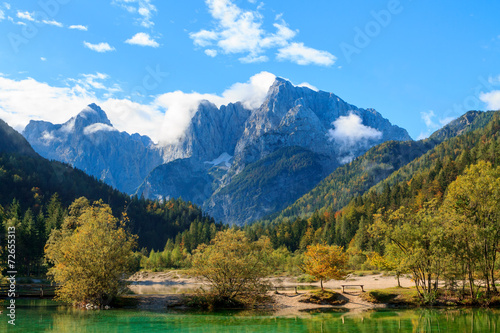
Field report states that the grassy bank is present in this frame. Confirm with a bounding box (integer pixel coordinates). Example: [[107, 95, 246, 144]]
[[360, 286, 500, 307]]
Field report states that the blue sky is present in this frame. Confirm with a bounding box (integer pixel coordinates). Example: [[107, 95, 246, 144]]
[[0, 0, 499, 142]]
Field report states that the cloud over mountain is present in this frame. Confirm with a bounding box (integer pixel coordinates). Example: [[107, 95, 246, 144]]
[[0, 71, 276, 144], [190, 0, 335, 66]]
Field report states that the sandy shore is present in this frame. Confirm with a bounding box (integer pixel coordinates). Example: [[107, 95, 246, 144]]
[[127, 271, 413, 314]]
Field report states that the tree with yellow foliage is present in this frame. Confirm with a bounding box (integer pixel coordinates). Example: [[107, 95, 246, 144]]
[[302, 244, 348, 290], [190, 229, 273, 307], [45, 198, 137, 307]]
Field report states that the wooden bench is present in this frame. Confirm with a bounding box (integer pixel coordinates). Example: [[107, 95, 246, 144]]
[[341, 284, 364, 293], [274, 286, 298, 294]]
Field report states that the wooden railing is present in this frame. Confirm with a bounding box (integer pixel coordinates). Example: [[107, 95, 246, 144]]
[[0, 284, 56, 298]]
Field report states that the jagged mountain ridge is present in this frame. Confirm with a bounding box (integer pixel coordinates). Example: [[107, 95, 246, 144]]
[[23, 104, 164, 194], [232, 78, 409, 166], [23, 77, 412, 225], [138, 78, 411, 225]]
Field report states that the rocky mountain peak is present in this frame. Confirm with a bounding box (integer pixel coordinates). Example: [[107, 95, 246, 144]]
[[22, 103, 164, 194], [72, 103, 113, 130]]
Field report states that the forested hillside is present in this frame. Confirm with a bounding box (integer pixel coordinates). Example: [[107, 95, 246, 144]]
[[0, 120, 219, 276], [263, 110, 495, 225], [245, 111, 500, 254]]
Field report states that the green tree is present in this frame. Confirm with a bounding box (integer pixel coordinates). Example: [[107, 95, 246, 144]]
[[366, 243, 407, 287], [45, 198, 137, 307], [370, 200, 447, 300], [190, 229, 273, 307], [441, 161, 500, 295], [302, 243, 348, 290]]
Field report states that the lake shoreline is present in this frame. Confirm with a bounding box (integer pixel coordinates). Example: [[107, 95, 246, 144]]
[[124, 271, 413, 314], [125, 271, 500, 314]]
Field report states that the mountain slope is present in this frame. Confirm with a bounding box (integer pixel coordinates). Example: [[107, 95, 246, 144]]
[[204, 146, 333, 225], [1, 117, 215, 250], [143, 78, 411, 225], [245, 110, 500, 251], [265, 110, 494, 224], [0, 119, 38, 157], [23, 77, 411, 226], [23, 103, 164, 194]]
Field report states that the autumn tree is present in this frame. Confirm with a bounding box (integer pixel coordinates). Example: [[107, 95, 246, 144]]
[[45, 198, 137, 307], [190, 229, 273, 306], [441, 161, 500, 296], [302, 244, 348, 290]]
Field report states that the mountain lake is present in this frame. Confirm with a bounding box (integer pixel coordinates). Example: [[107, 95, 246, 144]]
[[2, 299, 500, 332]]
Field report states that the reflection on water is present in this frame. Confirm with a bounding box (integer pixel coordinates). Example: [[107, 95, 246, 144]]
[[127, 283, 317, 295], [2, 299, 500, 333]]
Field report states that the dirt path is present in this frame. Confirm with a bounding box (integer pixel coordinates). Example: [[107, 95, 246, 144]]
[[127, 271, 407, 314], [270, 289, 384, 316]]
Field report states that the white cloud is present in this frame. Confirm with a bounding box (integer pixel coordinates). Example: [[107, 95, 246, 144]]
[[17, 11, 34, 21], [421, 110, 436, 128], [83, 41, 116, 53], [156, 91, 217, 144], [0, 71, 277, 144], [79, 73, 109, 90], [42, 19, 63, 27], [4, 2, 10, 10], [327, 113, 383, 163], [417, 110, 438, 140], [67, 73, 122, 98], [125, 32, 159, 47], [69, 25, 88, 31], [488, 75, 500, 84], [416, 132, 428, 141], [191, 29, 218, 47], [156, 71, 276, 143], [14, 11, 63, 27], [480, 91, 500, 110], [83, 123, 118, 135], [239, 54, 268, 63], [221, 71, 276, 109], [0, 76, 96, 131], [41, 130, 57, 144], [0, 9, 4, 21], [418, 110, 457, 140], [113, 0, 157, 28], [40, 57, 46, 61], [439, 117, 454, 126], [277, 42, 336, 66], [0, 75, 164, 142], [328, 113, 382, 144], [8, 16, 25, 25], [297, 82, 319, 92], [205, 49, 218, 57], [191, 0, 334, 66]]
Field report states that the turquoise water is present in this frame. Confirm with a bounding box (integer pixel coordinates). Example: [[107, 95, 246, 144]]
[[2, 299, 500, 332]]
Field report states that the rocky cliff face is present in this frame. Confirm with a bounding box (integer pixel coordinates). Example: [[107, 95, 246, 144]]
[[159, 101, 251, 163], [23, 103, 164, 194], [23, 77, 412, 225], [139, 77, 411, 225], [231, 78, 409, 167]]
